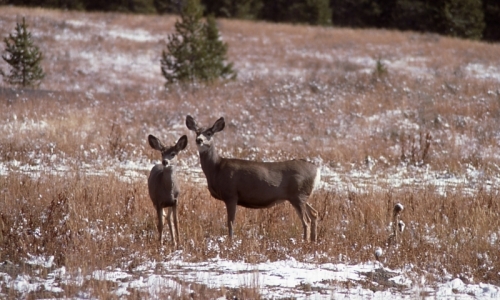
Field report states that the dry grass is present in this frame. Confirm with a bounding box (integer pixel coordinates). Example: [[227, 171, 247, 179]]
[[1, 5, 500, 298], [1, 172, 499, 298]]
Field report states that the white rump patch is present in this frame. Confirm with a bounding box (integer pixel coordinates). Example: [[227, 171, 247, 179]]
[[312, 167, 321, 191]]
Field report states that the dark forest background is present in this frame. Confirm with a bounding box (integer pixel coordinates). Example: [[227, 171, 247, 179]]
[[3, 0, 499, 42]]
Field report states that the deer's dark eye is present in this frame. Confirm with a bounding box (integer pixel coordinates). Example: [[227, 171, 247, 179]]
[[170, 153, 176, 158], [205, 132, 212, 137]]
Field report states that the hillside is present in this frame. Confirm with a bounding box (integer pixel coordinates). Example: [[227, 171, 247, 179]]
[[1, 6, 500, 299]]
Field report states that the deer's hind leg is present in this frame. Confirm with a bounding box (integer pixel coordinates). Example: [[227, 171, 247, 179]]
[[291, 199, 312, 242], [306, 203, 318, 242]]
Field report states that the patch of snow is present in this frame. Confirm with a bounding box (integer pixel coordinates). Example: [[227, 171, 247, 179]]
[[4, 255, 499, 299], [25, 254, 54, 268], [106, 28, 159, 42], [465, 63, 500, 82]]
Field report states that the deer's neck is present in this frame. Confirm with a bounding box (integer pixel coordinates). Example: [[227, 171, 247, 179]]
[[161, 166, 176, 187], [199, 145, 221, 179]]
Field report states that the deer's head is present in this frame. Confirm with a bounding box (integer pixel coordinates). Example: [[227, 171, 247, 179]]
[[148, 134, 188, 167], [186, 115, 225, 153]]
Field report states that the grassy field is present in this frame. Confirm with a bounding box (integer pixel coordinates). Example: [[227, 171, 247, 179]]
[[1, 6, 500, 298]]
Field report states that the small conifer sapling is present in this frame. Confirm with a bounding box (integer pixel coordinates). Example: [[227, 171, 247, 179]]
[[1, 17, 45, 88], [160, 0, 235, 85]]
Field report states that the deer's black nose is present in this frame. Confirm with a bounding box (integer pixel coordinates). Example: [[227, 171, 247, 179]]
[[196, 137, 203, 144], [162, 159, 169, 166]]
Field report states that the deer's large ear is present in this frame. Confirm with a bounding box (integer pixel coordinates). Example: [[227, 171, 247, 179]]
[[148, 135, 164, 151], [186, 115, 198, 131], [176, 135, 188, 151], [211, 117, 225, 133]]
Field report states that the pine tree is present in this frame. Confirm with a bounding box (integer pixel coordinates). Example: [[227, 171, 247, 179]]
[[483, 0, 500, 41], [160, 0, 236, 85], [392, 0, 440, 33], [199, 15, 236, 81], [154, 0, 183, 14], [202, 0, 263, 19], [261, 0, 331, 25], [442, 0, 485, 40], [330, 0, 382, 28], [1, 17, 45, 88]]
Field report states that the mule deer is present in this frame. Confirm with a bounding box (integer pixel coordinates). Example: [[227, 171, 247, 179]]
[[186, 115, 320, 242], [147, 134, 188, 246]]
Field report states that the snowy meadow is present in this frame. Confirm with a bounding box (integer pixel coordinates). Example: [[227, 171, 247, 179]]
[[1, 6, 500, 299]]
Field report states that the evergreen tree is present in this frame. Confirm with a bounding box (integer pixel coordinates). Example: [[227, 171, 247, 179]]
[[330, 0, 382, 28], [377, 0, 397, 28], [441, 0, 485, 39], [483, 0, 500, 41], [1, 17, 45, 88], [296, 0, 332, 25], [198, 15, 236, 81], [392, 0, 443, 33], [6, 0, 84, 10], [85, 0, 156, 13], [154, 0, 184, 14], [160, 0, 236, 85], [202, 0, 262, 19], [261, 0, 331, 25]]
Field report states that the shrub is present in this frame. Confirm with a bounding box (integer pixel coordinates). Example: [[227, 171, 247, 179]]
[[373, 58, 388, 77]]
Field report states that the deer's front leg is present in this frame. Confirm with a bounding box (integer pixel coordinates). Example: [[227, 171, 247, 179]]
[[172, 202, 179, 246], [225, 200, 237, 240], [156, 207, 164, 245], [166, 207, 176, 246]]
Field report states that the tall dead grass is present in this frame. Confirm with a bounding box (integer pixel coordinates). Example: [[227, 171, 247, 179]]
[[1, 170, 499, 297]]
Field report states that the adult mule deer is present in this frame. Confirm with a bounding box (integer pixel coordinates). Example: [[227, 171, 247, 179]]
[[186, 115, 320, 242], [147, 134, 188, 246]]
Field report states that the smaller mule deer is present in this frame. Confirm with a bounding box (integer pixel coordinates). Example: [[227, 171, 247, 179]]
[[147, 134, 188, 246], [186, 115, 321, 242]]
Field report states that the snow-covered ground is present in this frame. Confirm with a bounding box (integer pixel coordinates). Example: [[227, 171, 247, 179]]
[[2, 249, 499, 299]]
